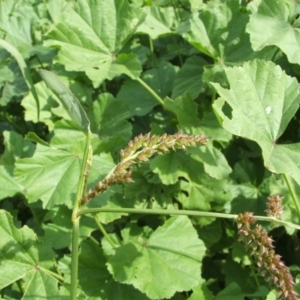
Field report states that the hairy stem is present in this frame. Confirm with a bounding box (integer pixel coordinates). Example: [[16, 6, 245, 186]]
[[70, 130, 91, 300], [70, 218, 80, 300], [77, 207, 300, 231]]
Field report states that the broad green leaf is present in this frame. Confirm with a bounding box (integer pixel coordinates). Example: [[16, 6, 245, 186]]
[[150, 151, 203, 185], [164, 95, 199, 132], [107, 216, 206, 299], [0, 131, 34, 200], [45, 0, 145, 86], [1, 59, 28, 106], [0, 39, 40, 119], [0, 210, 60, 298], [246, 0, 300, 64], [178, 176, 231, 212], [216, 282, 244, 300], [221, 259, 264, 297], [0, 166, 23, 200], [190, 145, 232, 179], [150, 149, 231, 184], [177, 13, 218, 58], [212, 60, 300, 185], [22, 81, 60, 129], [171, 56, 207, 100], [78, 239, 148, 300], [164, 95, 232, 142], [42, 206, 96, 249], [197, 219, 222, 248], [50, 122, 88, 154], [92, 93, 132, 153], [266, 290, 278, 300], [137, 6, 174, 39], [178, 0, 275, 62], [188, 278, 214, 300], [14, 144, 81, 208], [232, 241, 251, 266], [1, 131, 35, 167], [124, 164, 178, 209], [0, 1, 38, 50], [199, 112, 232, 142], [22, 270, 62, 300], [117, 61, 178, 116], [39, 69, 90, 132]]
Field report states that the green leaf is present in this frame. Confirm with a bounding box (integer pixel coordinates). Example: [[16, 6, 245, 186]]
[[45, 0, 145, 86], [21, 81, 59, 129], [107, 215, 206, 299], [50, 123, 87, 154], [1, 131, 36, 167], [42, 206, 96, 249], [0, 1, 38, 50], [178, 176, 231, 212], [178, 13, 218, 58], [14, 144, 81, 208], [0, 60, 28, 106], [0, 210, 60, 298], [117, 61, 177, 116], [0, 40, 40, 118], [39, 69, 90, 132], [0, 166, 23, 200], [216, 282, 244, 300], [137, 6, 174, 39], [190, 145, 232, 180], [178, 0, 275, 63], [188, 277, 214, 300], [212, 59, 300, 185], [171, 56, 207, 100], [164, 95, 199, 132], [150, 151, 202, 185], [78, 239, 148, 300], [246, 0, 300, 64], [22, 270, 62, 300], [92, 93, 132, 152]]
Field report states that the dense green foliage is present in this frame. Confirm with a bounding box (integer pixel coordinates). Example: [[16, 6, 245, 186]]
[[1, 0, 300, 299]]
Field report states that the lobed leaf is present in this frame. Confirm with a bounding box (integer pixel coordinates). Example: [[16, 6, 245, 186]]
[[0, 210, 61, 298], [212, 59, 300, 184], [247, 0, 300, 64], [45, 0, 145, 86], [107, 215, 206, 299], [14, 144, 81, 209]]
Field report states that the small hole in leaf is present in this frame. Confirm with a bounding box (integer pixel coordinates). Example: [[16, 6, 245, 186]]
[[222, 102, 233, 120]]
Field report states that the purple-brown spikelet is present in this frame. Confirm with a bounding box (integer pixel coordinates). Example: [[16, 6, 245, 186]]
[[237, 209, 299, 300], [81, 131, 208, 203]]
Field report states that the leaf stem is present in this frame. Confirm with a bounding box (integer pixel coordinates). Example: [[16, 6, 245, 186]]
[[70, 217, 80, 300], [77, 207, 300, 231], [283, 173, 300, 220], [136, 77, 164, 106], [94, 215, 117, 248], [72, 131, 91, 221]]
